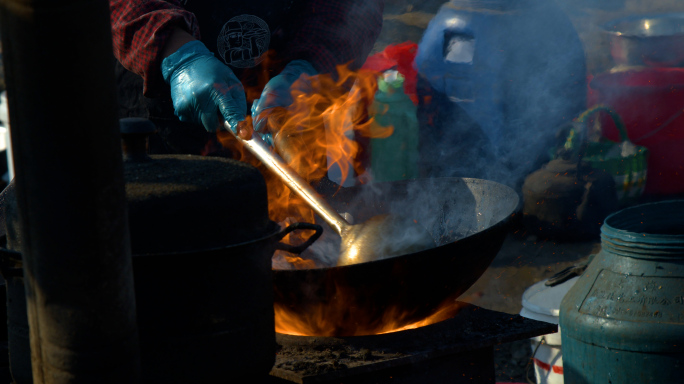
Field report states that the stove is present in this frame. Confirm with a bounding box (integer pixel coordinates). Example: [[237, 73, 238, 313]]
[[267, 303, 555, 383]]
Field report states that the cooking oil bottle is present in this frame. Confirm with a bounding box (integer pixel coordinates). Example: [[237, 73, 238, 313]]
[[369, 70, 419, 182]]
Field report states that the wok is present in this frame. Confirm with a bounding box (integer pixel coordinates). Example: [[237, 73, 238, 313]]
[[272, 177, 520, 334]]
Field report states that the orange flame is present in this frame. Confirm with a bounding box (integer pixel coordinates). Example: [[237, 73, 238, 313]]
[[274, 292, 467, 337], [266, 62, 393, 186], [218, 63, 392, 269]]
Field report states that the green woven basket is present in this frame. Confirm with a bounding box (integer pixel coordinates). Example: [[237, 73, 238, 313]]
[[575, 106, 649, 206]]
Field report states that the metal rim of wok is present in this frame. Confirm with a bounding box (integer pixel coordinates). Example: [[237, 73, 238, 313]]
[[272, 177, 520, 336]]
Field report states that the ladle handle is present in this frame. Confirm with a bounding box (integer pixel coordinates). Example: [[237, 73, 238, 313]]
[[225, 121, 350, 235]]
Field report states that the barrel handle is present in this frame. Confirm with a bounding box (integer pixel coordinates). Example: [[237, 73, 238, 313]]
[[0, 235, 23, 279]]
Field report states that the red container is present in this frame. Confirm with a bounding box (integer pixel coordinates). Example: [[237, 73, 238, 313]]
[[589, 68, 684, 195]]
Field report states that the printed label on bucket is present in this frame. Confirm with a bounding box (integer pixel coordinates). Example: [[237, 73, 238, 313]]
[[579, 269, 684, 324]]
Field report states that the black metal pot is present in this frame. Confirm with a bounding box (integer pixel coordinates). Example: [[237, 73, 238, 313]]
[[0, 118, 323, 383], [0, 221, 320, 384]]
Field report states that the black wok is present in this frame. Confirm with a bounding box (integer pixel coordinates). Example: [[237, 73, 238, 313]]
[[272, 177, 520, 336]]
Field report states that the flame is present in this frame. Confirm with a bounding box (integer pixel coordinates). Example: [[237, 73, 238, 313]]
[[274, 280, 468, 337], [265, 62, 393, 186], [218, 63, 392, 269], [274, 290, 467, 337], [377, 301, 466, 334]]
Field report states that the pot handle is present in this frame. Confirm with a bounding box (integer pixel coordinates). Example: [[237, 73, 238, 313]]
[[0, 236, 23, 279], [274, 222, 323, 254]]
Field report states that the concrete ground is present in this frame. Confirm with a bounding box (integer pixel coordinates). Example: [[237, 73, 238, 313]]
[[461, 232, 600, 316]]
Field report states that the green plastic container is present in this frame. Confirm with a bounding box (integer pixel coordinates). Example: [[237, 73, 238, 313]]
[[369, 71, 419, 182], [559, 200, 684, 383]]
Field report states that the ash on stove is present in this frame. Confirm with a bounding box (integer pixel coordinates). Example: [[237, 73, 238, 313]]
[[275, 343, 405, 377], [270, 303, 556, 384]]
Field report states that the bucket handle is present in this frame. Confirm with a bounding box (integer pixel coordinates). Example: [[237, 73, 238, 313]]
[[553, 105, 630, 162], [526, 334, 564, 383], [577, 105, 630, 143], [273, 222, 323, 255], [526, 335, 546, 384], [575, 105, 644, 187]]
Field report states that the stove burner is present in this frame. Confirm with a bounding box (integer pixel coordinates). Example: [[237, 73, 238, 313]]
[[270, 303, 556, 383]]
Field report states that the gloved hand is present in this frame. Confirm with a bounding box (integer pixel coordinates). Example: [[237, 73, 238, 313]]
[[161, 40, 246, 133], [251, 60, 317, 145]]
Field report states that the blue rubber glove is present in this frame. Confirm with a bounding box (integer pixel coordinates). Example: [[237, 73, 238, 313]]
[[251, 60, 317, 145], [161, 40, 246, 133]]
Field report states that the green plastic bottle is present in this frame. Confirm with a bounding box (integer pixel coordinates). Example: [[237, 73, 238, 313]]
[[369, 70, 419, 182]]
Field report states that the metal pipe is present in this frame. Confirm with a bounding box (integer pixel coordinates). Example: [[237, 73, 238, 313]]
[[0, 0, 141, 382], [227, 122, 351, 235]]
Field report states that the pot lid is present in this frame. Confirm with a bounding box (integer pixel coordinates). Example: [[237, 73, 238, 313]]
[[121, 118, 272, 254], [520, 276, 579, 324]]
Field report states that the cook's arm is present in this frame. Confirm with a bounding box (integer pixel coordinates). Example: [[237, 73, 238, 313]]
[[110, 0, 246, 131], [109, 0, 200, 97], [161, 27, 197, 58]]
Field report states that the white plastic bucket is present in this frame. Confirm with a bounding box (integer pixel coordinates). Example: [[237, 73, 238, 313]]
[[520, 276, 578, 384]]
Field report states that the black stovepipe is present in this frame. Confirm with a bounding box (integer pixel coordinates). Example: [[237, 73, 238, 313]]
[[0, 0, 141, 383]]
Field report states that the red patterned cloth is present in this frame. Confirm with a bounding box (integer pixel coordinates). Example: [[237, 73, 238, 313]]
[[109, 0, 384, 96], [110, 0, 200, 96]]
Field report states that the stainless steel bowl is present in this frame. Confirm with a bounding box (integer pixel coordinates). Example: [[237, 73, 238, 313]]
[[602, 13, 684, 68]]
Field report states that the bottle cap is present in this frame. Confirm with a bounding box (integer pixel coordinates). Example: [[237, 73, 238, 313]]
[[378, 70, 405, 93]]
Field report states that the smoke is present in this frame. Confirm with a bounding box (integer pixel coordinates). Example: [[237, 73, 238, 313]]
[[286, 177, 519, 269], [413, 0, 588, 190]]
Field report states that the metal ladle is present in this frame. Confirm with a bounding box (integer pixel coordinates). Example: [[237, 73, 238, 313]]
[[226, 121, 436, 266]]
